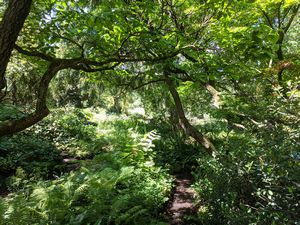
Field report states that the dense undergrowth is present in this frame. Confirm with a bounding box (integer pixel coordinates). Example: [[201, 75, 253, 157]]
[[191, 94, 300, 225], [0, 89, 299, 225], [0, 108, 172, 225]]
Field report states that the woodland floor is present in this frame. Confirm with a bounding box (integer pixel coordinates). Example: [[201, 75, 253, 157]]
[[167, 172, 198, 225], [1, 154, 200, 224], [61, 152, 81, 172]]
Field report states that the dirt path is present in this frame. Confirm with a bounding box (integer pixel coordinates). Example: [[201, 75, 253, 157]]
[[167, 172, 198, 225], [61, 152, 81, 172]]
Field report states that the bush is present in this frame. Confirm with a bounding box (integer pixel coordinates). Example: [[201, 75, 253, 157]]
[[0, 129, 172, 225], [192, 101, 300, 225], [0, 135, 62, 176], [28, 108, 104, 158], [0, 134, 63, 192]]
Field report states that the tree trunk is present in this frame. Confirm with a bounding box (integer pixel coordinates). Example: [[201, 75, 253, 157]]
[[164, 70, 215, 155], [0, 0, 32, 95], [11, 79, 17, 104], [0, 62, 59, 137], [276, 31, 284, 85], [205, 84, 220, 108], [113, 96, 122, 114]]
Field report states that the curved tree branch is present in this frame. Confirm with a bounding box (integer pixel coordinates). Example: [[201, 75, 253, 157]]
[[1, 43, 192, 136], [0, 62, 59, 137]]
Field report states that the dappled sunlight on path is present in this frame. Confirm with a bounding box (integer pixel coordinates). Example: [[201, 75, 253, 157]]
[[167, 173, 198, 225]]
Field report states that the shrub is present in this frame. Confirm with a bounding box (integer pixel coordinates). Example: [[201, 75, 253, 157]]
[[1, 129, 172, 225], [0, 134, 63, 190]]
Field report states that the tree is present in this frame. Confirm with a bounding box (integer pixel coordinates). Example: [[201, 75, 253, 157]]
[[0, 0, 220, 154], [164, 68, 215, 155], [0, 0, 32, 97]]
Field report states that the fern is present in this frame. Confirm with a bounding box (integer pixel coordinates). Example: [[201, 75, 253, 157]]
[[139, 130, 160, 152], [1, 113, 172, 225], [115, 205, 148, 225], [0, 197, 7, 225]]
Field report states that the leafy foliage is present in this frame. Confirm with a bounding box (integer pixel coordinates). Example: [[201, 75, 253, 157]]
[[3, 165, 170, 225], [192, 91, 300, 225], [0, 108, 172, 225], [0, 0, 299, 224], [0, 134, 62, 191]]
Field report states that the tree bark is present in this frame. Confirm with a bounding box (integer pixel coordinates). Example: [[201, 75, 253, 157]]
[[0, 0, 32, 95], [276, 30, 285, 85], [0, 41, 185, 136], [0, 62, 60, 137], [11, 79, 17, 104], [164, 70, 215, 155], [205, 84, 220, 108]]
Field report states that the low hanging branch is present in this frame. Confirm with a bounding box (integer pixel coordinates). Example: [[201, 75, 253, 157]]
[[0, 62, 59, 137], [0, 49, 119, 137], [0, 44, 190, 137], [164, 69, 215, 155], [0, 58, 122, 137]]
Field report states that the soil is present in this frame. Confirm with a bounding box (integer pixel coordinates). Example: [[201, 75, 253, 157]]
[[61, 152, 81, 172], [167, 172, 198, 225], [0, 190, 9, 198]]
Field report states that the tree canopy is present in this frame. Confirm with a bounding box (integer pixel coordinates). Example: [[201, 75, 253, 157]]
[[0, 0, 299, 224]]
